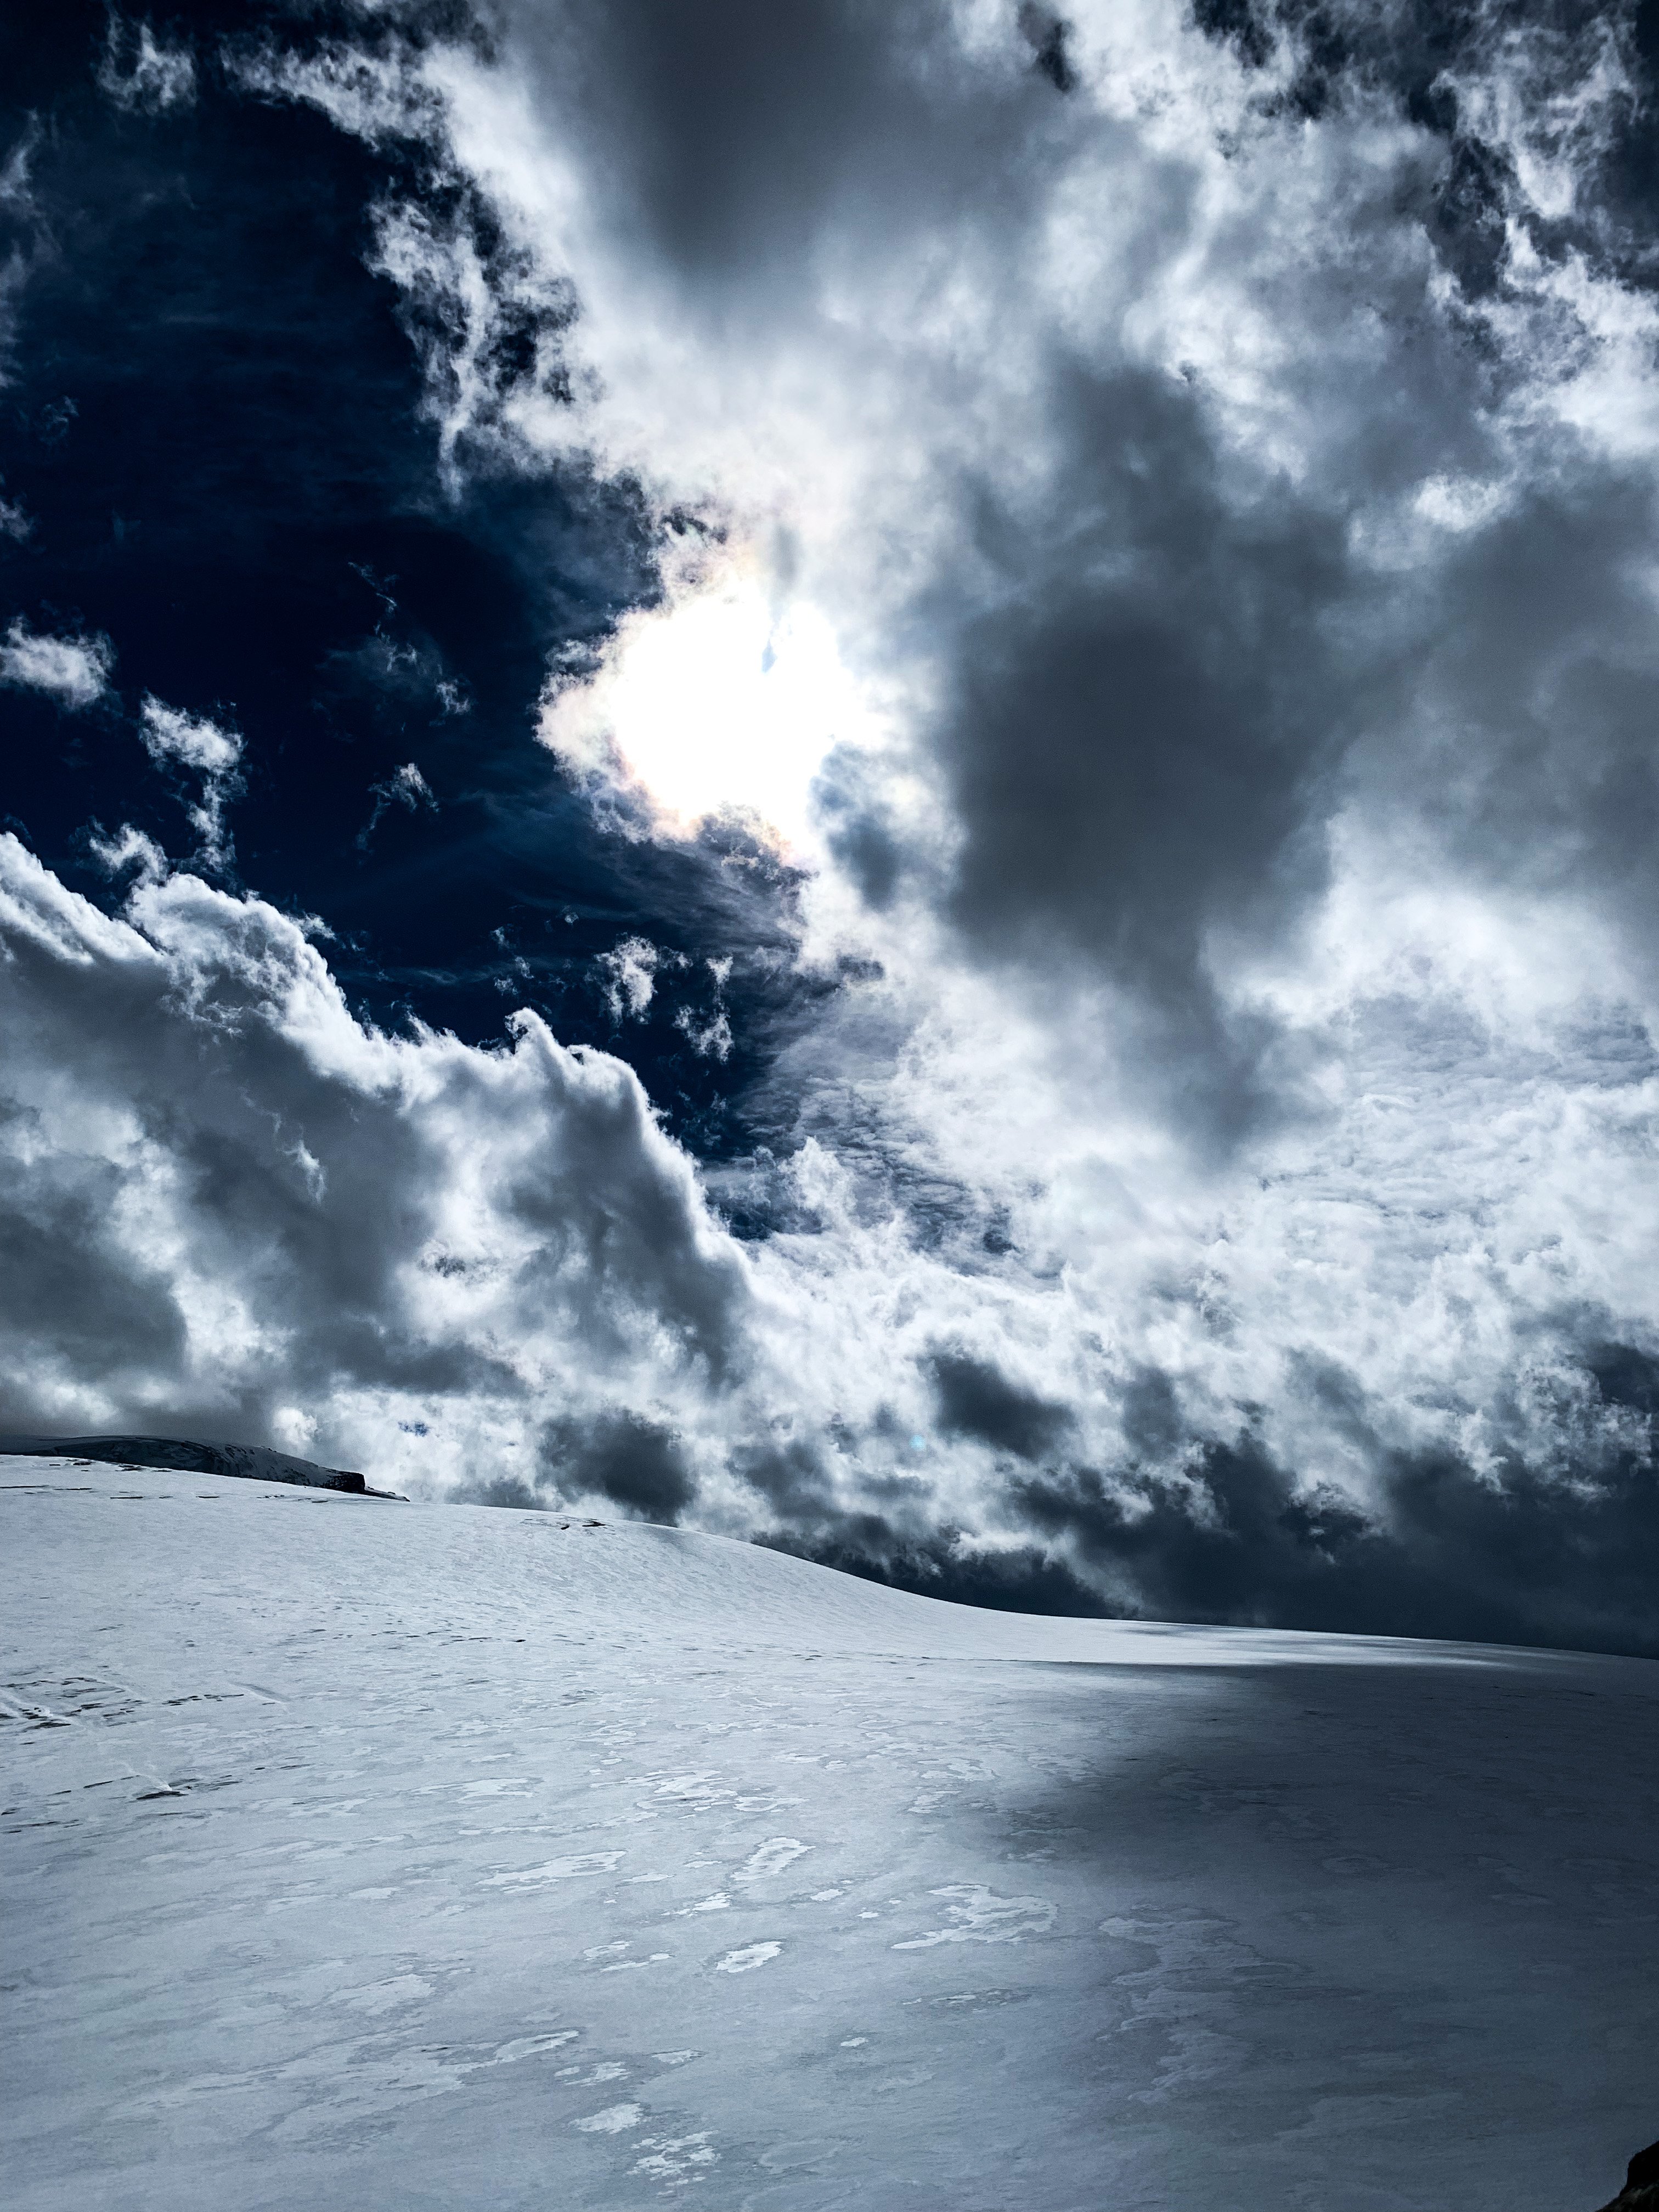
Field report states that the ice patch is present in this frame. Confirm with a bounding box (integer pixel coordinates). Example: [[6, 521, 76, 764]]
[[651, 1773, 733, 1808], [335, 1974, 430, 2015], [483, 1851, 623, 1886], [572, 2102, 643, 2134], [714, 1941, 782, 1974], [736, 1837, 809, 1883], [489, 2033, 578, 2066], [633, 2130, 718, 2182], [893, 1886, 1057, 1949]]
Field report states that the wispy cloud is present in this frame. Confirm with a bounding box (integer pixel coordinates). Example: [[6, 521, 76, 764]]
[[97, 16, 198, 115], [357, 760, 438, 850], [138, 696, 243, 872]]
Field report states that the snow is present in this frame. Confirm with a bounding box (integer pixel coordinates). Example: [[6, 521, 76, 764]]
[[2, 1454, 1656, 2211]]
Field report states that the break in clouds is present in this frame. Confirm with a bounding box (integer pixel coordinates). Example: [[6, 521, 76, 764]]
[[4, 0, 1659, 1652]]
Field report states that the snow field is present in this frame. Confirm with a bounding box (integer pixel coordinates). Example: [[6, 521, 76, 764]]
[[3, 1457, 1656, 2210]]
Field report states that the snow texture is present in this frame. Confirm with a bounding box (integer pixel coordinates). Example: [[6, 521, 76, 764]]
[[2, 1454, 1656, 2211]]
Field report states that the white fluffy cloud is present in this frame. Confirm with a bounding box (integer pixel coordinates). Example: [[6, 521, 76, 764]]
[[597, 935, 664, 1021], [1, 620, 113, 709], [0, 833, 751, 1495]]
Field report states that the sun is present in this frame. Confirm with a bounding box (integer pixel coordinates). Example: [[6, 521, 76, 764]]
[[538, 562, 876, 850]]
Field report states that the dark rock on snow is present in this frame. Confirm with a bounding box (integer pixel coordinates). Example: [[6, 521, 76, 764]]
[[1596, 2142, 1659, 2212], [0, 1434, 399, 1496]]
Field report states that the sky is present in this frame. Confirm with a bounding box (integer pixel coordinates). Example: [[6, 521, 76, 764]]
[[4, 0, 1659, 1654]]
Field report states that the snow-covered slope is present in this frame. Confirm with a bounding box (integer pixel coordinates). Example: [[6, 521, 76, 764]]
[[3, 1455, 1655, 2212]]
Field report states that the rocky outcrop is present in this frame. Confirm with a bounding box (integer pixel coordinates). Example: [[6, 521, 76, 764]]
[[0, 1434, 399, 1496], [1595, 2142, 1659, 2212]]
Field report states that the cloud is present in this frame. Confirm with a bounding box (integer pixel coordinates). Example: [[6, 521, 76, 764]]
[[323, 0, 1641, 1082], [366, 187, 580, 488], [537, 1408, 697, 1520], [0, 833, 751, 1497], [675, 957, 733, 1062], [597, 935, 662, 1020], [97, 16, 198, 115], [0, 620, 113, 709], [358, 760, 439, 850], [1017, 4, 1079, 96], [5, 821, 1659, 1647], [1009, 1424, 1659, 1658], [0, 0, 1645, 1654], [87, 823, 168, 884], [138, 696, 244, 873], [930, 1352, 1073, 1463]]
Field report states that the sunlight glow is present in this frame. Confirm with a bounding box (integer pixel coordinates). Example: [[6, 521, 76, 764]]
[[538, 567, 876, 849]]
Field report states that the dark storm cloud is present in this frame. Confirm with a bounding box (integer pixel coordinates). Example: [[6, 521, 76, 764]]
[[1009, 1417, 1659, 1660], [929, 1350, 1073, 1461], [730, 1435, 840, 1524], [504, 0, 1070, 289], [0, 1138, 188, 1386], [1017, 4, 1079, 96], [762, 1341, 1659, 1656], [539, 1408, 697, 1520], [928, 361, 1353, 1134], [1353, 466, 1659, 993]]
